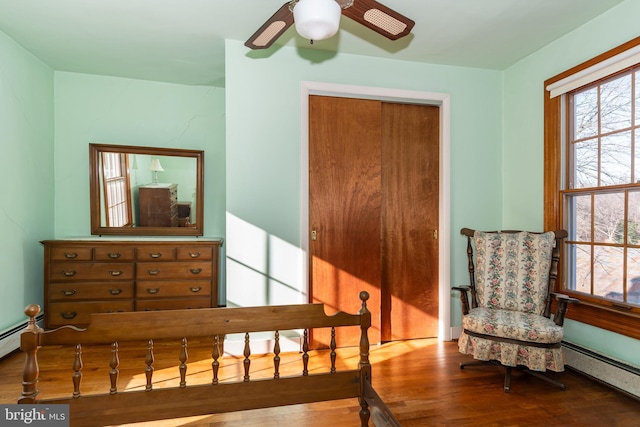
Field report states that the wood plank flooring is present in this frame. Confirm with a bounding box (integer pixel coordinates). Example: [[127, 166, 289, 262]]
[[0, 338, 638, 426]]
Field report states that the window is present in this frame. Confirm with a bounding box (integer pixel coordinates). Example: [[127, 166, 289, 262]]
[[564, 69, 640, 308], [545, 37, 640, 340], [101, 152, 132, 227]]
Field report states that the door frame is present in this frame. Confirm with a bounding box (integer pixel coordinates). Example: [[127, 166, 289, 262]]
[[299, 81, 452, 341]]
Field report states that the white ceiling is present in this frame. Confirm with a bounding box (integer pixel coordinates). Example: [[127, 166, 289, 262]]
[[0, 0, 625, 87]]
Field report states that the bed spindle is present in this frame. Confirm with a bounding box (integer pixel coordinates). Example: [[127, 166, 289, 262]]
[[179, 337, 188, 388], [302, 329, 309, 376], [109, 342, 119, 394], [145, 339, 154, 391], [72, 344, 83, 398], [243, 333, 251, 382], [330, 327, 337, 373], [273, 330, 281, 379], [212, 335, 221, 385]]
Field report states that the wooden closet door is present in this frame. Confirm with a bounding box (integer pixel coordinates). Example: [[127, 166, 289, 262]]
[[309, 95, 382, 347], [309, 96, 440, 346], [381, 103, 440, 341]]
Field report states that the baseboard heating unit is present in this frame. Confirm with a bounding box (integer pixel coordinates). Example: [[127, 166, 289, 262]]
[[563, 341, 640, 400]]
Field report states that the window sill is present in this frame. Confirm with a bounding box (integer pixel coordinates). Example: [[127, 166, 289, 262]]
[[562, 298, 640, 340]]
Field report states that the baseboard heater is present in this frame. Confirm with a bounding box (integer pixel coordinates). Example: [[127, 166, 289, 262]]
[[0, 314, 44, 359], [563, 341, 640, 400]]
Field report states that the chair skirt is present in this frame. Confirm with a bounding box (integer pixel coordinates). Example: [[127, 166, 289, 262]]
[[458, 331, 565, 372]]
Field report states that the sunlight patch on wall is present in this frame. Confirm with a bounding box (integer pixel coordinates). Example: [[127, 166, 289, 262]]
[[226, 213, 306, 307]]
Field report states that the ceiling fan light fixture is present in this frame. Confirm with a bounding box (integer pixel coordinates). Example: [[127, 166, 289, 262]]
[[293, 0, 341, 42]]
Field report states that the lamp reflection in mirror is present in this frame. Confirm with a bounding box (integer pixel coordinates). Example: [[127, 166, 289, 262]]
[[149, 158, 164, 184], [293, 0, 341, 42]]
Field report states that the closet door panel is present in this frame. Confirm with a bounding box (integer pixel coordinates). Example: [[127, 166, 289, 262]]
[[309, 95, 382, 347], [381, 103, 440, 340]]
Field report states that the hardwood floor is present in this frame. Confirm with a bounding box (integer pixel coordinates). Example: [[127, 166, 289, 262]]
[[0, 338, 638, 426]]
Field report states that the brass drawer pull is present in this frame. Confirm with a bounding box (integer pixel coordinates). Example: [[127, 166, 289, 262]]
[[149, 252, 162, 259], [146, 288, 160, 294], [190, 268, 203, 274], [62, 270, 77, 277], [188, 251, 201, 258], [109, 270, 123, 277], [64, 252, 78, 259], [109, 288, 123, 295], [189, 286, 202, 293], [108, 252, 121, 259], [60, 311, 77, 319], [61, 289, 77, 296], [147, 268, 160, 276]]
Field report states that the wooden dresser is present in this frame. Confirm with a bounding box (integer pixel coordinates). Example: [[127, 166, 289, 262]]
[[138, 184, 178, 227], [42, 239, 223, 328]]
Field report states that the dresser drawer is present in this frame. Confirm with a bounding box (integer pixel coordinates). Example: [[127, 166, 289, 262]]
[[136, 298, 210, 311], [136, 280, 211, 298], [50, 247, 92, 261], [49, 282, 134, 301], [176, 246, 213, 261], [49, 263, 134, 281], [136, 261, 211, 280], [136, 247, 176, 261], [48, 301, 134, 327], [94, 246, 135, 262]]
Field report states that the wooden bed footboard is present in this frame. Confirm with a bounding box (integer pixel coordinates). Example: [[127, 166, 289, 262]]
[[19, 291, 400, 426]]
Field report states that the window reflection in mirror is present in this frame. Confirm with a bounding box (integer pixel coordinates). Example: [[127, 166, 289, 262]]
[[90, 144, 204, 236], [101, 151, 132, 227]]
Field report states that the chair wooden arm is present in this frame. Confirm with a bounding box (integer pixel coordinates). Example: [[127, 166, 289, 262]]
[[550, 292, 580, 326], [452, 286, 472, 315]]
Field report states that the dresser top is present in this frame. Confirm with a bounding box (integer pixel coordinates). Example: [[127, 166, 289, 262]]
[[41, 237, 223, 245]]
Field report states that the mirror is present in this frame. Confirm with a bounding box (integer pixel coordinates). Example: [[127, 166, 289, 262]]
[[90, 143, 204, 236]]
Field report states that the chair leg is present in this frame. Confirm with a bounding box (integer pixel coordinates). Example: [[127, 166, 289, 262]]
[[504, 367, 511, 393], [460, 360, 565, 392], [522, 368, 566, 391], [460, 360, 492, 369]]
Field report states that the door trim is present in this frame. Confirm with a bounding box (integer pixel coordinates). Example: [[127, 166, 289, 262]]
[[300, 81, 452, 341]]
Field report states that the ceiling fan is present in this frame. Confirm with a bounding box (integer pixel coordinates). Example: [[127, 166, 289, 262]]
[[245, 0, 415, 50]]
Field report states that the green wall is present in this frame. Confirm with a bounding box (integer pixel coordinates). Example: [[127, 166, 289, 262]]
[[54, 72, 226, 239], [503, 0, 640, 365], [224, 39, 503, 310], [0, 31, 54, 332]]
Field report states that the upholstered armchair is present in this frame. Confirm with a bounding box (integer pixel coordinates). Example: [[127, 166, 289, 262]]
[[453, 228, 579, 392]]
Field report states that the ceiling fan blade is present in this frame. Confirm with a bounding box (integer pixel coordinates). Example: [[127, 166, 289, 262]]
[[245, 2, 295, 50], [341, 0, 415, 40]]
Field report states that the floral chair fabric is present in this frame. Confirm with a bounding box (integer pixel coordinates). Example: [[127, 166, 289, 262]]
[[457, 230, 566, 372]]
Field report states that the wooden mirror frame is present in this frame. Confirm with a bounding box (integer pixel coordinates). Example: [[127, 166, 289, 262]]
[[89, 143, 204, 236]]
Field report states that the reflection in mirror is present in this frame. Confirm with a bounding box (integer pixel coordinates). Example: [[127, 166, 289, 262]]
[[90, 144, 204, 236]]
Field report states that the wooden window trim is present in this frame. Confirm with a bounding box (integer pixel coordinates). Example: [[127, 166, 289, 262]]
[[544, 36, 640, 340]]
